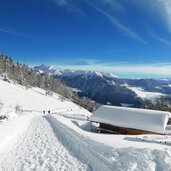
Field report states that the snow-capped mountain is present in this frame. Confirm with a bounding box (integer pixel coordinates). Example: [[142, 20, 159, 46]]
[[34, 65, 171, 106], [34, 64, 118, 78], [34, 64, 64, 76]]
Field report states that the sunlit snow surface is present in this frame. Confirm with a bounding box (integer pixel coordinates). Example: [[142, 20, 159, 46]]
[[0, 79, 171, 171]]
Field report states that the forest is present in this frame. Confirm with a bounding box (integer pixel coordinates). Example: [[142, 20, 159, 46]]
[[0, 53, 100, 112]]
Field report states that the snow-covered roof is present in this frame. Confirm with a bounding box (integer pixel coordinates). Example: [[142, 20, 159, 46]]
[[90, 105, 170, 134]]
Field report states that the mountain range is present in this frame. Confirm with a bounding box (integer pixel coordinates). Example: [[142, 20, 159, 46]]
[[34, 64, 171, 107]]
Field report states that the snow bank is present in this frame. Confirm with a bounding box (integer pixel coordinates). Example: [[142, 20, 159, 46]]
[[107, 147, 171, 171], [52, 114, 171, 150], [50, 115, 171, 171], [45, 115, 113, 170], [0, 112, 40, 153]]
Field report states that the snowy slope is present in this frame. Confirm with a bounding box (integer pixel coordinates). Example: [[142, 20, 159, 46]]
[[0, 79, 91, 163], [0, 79, 171, 171], [0, 79, 91, 115]]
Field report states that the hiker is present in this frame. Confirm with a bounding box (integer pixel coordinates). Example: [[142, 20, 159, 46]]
[[48, 110, 50, 114], [43, 111, 45, 114], [87, 116, 89, 121]]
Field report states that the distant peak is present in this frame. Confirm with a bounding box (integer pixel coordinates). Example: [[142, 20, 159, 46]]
[[34, 64, 63, 75], [61, 69, 118, 78], [33, 65, 118, 78], [34, 64, 50, 70]]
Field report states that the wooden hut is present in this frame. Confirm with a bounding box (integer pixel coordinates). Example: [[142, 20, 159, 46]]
[[90, 105, 170, 135]]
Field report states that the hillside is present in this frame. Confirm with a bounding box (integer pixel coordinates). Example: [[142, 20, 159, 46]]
[[0, 55, 99, 112], [0, 78, 171, 170], [34, 65, 171, 107]]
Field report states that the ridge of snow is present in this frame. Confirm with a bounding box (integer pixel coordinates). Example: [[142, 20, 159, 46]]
[[34, 64, 118, 78], [34, 64, 64, 76], [62, 70, 118, 78]]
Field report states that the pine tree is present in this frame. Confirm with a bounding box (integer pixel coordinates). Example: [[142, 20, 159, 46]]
[[0, 53, 5, 74], [0, 54, 100, 112]]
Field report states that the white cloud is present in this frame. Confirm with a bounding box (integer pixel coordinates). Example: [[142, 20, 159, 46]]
[[133, 0, 171, 33], [0, 28, 38, 39], [57, 61, 171, 78], [149, 32, 170, 45], [54, 0, 70, 7], [162, 0, 171, 32], [52, 0, 85, 15], [85, 0, 147, 45], [51, 0, 171, 38], [101, 0, 125, 12]]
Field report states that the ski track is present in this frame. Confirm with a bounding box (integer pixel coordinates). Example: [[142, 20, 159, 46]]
[[0, 116, 89, 171]]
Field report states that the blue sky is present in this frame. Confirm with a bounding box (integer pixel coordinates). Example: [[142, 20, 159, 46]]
[[1, 0, 171, 78]]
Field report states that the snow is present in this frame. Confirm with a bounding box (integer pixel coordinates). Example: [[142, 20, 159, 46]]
[[0, 112, 40, 153], [120, 103, 134, 107], [0, 78, 171, 171], [34, 64, 64, 76], [107, 80, 116, 85], [71, 70, 117, 78], [34, 64, 118, 78], [61, 69, 117, 78], [51, 115, 171, 170], [52, 114, 171, 149], [90, 105, 170, 134], [69, 87, 82, 93], [0, 79, 91, 115], [166, 125, 171, 135], [123, 84, 164, 100], [0, 116, 89, 171]]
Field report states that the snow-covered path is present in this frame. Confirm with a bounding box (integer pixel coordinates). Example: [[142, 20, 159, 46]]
[[0, 115, 171, 171], [0, 116, 89, 171]]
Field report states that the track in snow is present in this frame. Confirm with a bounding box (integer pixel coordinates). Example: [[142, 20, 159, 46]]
[[0, 116, 89, 171]]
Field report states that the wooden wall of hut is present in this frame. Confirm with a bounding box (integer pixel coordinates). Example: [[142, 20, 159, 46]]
[[99, 123, 160, 135], [168, 118, 171, 125]]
